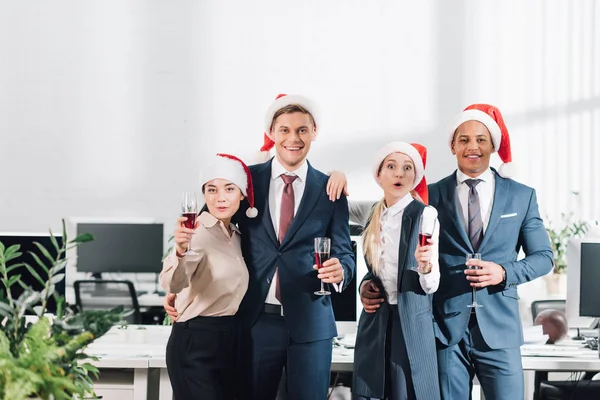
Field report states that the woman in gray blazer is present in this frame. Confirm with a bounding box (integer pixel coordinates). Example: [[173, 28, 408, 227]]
[[346, 142, 441, 400]]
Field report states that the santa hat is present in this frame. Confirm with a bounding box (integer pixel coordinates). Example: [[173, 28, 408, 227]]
[[372, 141, 429, 204], [448, 103, 514, 178], [200, 153, 258, 218], [258, 93, 318, 161]]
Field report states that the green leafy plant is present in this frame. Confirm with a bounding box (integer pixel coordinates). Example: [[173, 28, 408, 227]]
[[0, 220, 125, 400], [545, 213, 589, 274]]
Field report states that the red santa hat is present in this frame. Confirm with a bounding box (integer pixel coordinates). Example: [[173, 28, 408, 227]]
[[372, 141, 429, 204], [259, 93, 318, 161], [200, 153, 258, 218], [448, 103, 514, 178]]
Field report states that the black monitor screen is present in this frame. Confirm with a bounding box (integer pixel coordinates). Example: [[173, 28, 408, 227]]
[[76, 223, 163, 274], [331, 240, 358, 322], [580, 242, 600, 317], [0, 233, 65, 314]]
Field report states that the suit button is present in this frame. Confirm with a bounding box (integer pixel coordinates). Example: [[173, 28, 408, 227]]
[[267, 278, 271, 284], [277, 252, 282, 256]]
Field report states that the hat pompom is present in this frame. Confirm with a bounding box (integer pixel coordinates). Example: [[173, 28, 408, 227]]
[[498, 161, 516, 178], [256, 149, 272, 164], [246, 207, 258, 218]]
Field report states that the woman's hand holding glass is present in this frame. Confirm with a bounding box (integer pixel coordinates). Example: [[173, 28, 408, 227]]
[[414, 235, 435, 274], [174, 215, 198, 257]]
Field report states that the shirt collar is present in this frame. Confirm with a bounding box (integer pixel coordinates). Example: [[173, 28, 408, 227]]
[[382, 192, 414, 217], [198, 211, 240, 234], [456, 167, 493, 186], [271, 156, 308, 183]]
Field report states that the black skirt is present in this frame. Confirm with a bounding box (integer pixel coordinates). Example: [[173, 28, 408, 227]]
[[166, 315, 240, 400]]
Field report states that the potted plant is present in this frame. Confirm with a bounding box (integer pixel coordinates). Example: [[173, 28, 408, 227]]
[[0, 220, 124, 400], [544, 213, 589, 294]]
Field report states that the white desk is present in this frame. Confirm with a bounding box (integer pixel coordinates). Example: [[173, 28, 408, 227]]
[[86, 326, 600, 400]]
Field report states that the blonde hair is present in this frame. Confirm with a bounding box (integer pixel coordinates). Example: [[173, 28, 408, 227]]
[[362, 160, 425, 274]]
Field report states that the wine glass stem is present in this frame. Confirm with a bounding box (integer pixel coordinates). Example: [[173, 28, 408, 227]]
[[321, 280, 325, 293], [472, 287, 477, 305]]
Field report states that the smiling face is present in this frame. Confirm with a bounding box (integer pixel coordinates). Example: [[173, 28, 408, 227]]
[[451, 120, 495, 178], [376, 152, 416, 207], [202, 178, 244, 225], [268, 109, 316, 171]]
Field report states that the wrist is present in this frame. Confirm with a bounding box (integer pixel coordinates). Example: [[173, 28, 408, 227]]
[[500, 265, 507, 285]]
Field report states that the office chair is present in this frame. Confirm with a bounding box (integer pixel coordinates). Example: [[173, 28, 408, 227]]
[[74, 279, 142, 324], [531, 299, 566, 321]]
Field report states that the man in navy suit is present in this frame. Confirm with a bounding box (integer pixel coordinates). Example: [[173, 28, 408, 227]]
[[361, 104, 553, 400], [238, 94, 355, 399]]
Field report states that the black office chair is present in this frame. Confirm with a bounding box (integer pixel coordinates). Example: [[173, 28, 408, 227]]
[[74, 279, 142, 324], [531, 299, 566, 321]]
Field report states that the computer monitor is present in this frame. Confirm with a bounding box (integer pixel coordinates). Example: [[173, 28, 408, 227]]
[[0, 232, 65, 314], [75, 223, 163, 274], [566, 236, 600, 327]]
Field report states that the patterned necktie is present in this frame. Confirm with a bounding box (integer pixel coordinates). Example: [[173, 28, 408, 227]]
[[275, 174, 297, 302], [465, 179, 484, 252]]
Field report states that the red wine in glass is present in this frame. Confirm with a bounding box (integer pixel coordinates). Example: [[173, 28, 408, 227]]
[[315, 252, 330, 269], [182, 212, 197, 229], [419, 233, 432, 247]]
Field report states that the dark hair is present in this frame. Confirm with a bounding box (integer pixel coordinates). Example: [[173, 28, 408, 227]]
[[270, 104, 316, 131]]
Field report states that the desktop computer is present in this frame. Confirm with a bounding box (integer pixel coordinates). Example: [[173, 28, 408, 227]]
[[75, 222, 164, 275], [567, 236, 600, 329]]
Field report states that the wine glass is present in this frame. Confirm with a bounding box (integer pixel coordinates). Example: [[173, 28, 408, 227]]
[[466, 253, 483, 308], [413, 210, 437, 272], [314, 237, 331, 296], [181, 192, 198, 256]]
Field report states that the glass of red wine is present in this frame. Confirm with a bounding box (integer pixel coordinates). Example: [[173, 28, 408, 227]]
[[466, 253, 483, 308], [314, 237, 331, 296], [413, 209, 437, 272], [181, 192, 198, 256]]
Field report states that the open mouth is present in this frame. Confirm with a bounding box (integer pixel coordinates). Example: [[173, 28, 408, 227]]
[[393, 183, 403, 188], [216, 207, 228, 212], [465, 154, 481, 159]]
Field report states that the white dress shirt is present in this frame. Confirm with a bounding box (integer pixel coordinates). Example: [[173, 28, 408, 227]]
[[377, 194, 440, 304], [455, 168, 495, 233], [265, 157, 308, 305]]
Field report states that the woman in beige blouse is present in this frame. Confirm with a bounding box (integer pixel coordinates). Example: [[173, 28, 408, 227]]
[[159, 153, 258, 400]]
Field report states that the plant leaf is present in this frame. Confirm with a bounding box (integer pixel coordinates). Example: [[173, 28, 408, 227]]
[[49, 229, 60, 252], [24, 264, 46, 286], [27, 250, 50, 274], [51, 273, 66, 285], [69, 233, 94, 244], [33, 241, 56, 265]]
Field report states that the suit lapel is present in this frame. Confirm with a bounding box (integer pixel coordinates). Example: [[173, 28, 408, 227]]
[[479, 169, 509, 250], [444, 172, 473, 252], [253, 160, 278, 246], [396, 202, 416, 291], [280, 162, 325, 248]]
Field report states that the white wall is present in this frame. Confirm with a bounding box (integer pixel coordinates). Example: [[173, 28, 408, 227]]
[[1, 0, 598, 238]]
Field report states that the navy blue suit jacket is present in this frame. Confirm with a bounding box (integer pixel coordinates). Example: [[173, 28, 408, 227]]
[[236, 159, 356, 343], [429, 169, 553, 349]]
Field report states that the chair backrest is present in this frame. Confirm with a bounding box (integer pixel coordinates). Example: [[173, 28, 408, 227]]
[[531, 299, 566, 322], [73, 279, 142, 324]]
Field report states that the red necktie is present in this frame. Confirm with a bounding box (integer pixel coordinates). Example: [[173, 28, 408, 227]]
[[275, 174, 297, 302]]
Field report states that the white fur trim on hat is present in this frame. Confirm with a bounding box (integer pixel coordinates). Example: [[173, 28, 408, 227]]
[[200, 157, 248, 196], [372, 142, 424, 190], [448, 109, 502, 151], [264, 94, 318, 133]]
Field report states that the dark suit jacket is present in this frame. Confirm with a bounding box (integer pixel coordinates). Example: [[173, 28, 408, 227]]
[[235, 159, 355, 343], [353, 200, 440, 400], [429, 168, 553, 349]]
